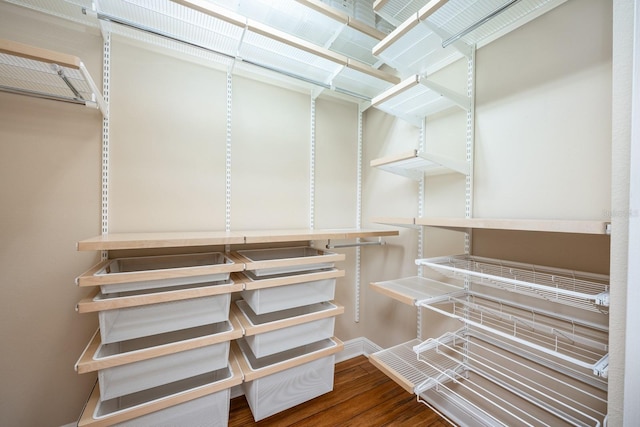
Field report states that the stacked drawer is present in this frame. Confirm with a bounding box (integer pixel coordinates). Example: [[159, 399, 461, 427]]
[[231, 247, 345, 422], [74, 253, 244, 426]]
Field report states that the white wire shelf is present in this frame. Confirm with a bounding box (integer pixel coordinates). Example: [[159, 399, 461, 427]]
[[417, 255, 610, 312], [419, 292, 609, 377], [373, 0, 567, 76], [370, 149, 469, 179], [413, 331, 608, 427], [8, 0, 399, 101], [371, 74, 470, 126], [0, 38, 106, 115], [373, 0, 434, 27]]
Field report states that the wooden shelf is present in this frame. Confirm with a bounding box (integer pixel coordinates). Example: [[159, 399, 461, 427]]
[[77, 228, 399, 251], [415, 217, 611, 235], [372, 217, 610, 235], [370, 276, 464, 306], [370, 149, 468, 179]]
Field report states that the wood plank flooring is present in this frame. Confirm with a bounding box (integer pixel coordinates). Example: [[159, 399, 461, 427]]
[[228, 355, 450, 426]]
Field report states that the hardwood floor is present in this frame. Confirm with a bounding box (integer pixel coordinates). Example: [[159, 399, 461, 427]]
[[228, 355, 450, 426]]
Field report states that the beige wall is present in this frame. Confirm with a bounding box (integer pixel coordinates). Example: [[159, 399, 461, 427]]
[[0, 4, 102, 426], [361, 0, 612, 346]]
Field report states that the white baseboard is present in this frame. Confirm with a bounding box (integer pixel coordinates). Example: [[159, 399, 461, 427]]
[[335, 336, 383, 362]]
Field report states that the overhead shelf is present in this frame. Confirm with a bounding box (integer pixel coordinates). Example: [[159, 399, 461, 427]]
[[370, 149, 469, 179], [7, 0, 400, 100], [0, 38, 106, 115], [373, 0, 436, 27], [76, 228, 399, 251], [373, 0, 568, 76], [371, 74, 470, 126]]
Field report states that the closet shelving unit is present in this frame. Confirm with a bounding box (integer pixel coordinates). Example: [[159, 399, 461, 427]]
[[367, 0, 609, 425], [73, 228, 396, 425], [0, 38, 106, 115]]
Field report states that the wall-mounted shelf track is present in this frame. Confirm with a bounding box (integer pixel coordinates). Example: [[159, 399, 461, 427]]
[[0, 38, 106, 115], [371, 74, 470, 126], [372, 0, 568, 76], [370, 149, 469, 179]]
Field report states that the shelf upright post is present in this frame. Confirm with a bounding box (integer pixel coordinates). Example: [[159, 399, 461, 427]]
[[100, 30, 111, 261], [225, 70, 232, 237], [462, 45, 477, 365], [309, 94, 316, 231], [417, 117, 426, 340], [354, 105, 364, 323]]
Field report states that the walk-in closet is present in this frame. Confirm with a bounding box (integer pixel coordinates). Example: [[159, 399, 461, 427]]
[[1, 0, 638, 426]]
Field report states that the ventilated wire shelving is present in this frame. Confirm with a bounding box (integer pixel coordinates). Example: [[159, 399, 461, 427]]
[[373, 0, 568, 76], [417, 255, 611, 312], [0, 38, 106, 115], [418, 292, 609, 377], [412, 330, 608, 427], [5, 0, 399, 101]]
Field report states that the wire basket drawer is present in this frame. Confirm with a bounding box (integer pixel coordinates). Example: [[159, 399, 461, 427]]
[[98, 289, 231, 344], [234, 299, 341, 358], [241, 276, 336, 314], [96, 326, 233, 400], [237, 246, 343, 277], [77, 252, 240, 294]]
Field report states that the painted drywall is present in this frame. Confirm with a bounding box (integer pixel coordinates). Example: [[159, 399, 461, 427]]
[[0, 3, 102, 426]]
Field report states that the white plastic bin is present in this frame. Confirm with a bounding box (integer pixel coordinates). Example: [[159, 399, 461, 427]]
[[238, 247, 340, 277], [238, 339, 337, 422], [241, 275, 336, 314], [97, 323, 232, 400], [82, 252, 237, 294], [235, 300, 339, 357], [97, 284, 231, 344]]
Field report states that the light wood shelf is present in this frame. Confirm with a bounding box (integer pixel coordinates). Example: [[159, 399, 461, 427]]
[[372, 217, 610, 235], [77, 228, 399, 251]]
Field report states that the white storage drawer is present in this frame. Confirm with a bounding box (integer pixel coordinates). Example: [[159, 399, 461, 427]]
[[79, 361, 242, 427], [77, 252, 241, 294], [96, 284, 232, 344], [234, 300, 343, 358], [241, 269, 342, 314], [113, 388, 230, 427], [76, 319, 242, 376], [237, 246, 344, 277], [99, 339, 230, 400], [235, 338, 342, 422]]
